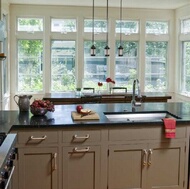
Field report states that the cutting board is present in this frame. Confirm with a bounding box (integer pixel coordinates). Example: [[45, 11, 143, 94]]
[[71, 111, 100, 120]]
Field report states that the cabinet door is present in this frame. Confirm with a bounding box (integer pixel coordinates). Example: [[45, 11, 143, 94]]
[[62, 145, 101, 189], [147, 141, 186, 189], [18, 147, 58, 189], [108, 144, 147, 189]]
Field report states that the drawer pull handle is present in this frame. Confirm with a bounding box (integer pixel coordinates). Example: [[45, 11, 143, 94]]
[[142, 149, 147, 166], [30, 135, 47, 140], [53, 153, 57, 171], [73, 134, 90, 140], [148, 149, 153, 166], [73, 147, 90, 152]]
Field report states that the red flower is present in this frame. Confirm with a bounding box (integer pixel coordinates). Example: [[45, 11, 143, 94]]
[[106, 77, 112, 82], [106, 77, 115, 84]]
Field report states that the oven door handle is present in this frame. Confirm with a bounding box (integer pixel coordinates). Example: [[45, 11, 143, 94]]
[[5, 166, 15, 189]]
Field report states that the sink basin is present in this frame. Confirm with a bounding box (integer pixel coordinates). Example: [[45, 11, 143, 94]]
[[104, 111, 181, 122]]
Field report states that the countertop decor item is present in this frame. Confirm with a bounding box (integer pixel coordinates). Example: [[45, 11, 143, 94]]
[[30, 107, 48, 116], [106, 77, 115, 93], [30, 99, 55, 116], [14, 94, 32, 111]]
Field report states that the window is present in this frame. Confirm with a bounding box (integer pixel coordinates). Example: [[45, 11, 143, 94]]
[[17, 40, 43, 92], [51, 40, 76, 91], [181, 18, 190, 34], [146, 21, 168, 34], [115, 41, 138, 91], [115, 20, 139, 35], [181, 42, 190, 94], [83, 41, 107, 90], [51, 18, 76, 33], [2, 14, 8, 96], [17, 18, 43, 32], [145, 41, 168, 92], [84, 19, 107, 33], [180, 18, 190, 95]]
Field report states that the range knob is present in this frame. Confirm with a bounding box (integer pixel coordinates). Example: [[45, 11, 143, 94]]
[[7, 160, 13, 168], [10, 153, 16, 160], [1, 170, 8, 180]]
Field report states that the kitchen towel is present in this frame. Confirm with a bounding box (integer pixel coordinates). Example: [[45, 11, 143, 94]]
[[163, 118, 176, 138]]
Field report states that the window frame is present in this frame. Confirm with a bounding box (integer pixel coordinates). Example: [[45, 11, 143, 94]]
[[144, 20, 170, 92]]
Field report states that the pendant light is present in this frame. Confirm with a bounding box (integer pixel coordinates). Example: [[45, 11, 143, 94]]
[[90, 0, 96, 56], [118, 0, 123, 56], [104, 0, 110, 57]]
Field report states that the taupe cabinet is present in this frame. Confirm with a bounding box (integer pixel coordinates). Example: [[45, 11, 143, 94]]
[[108, 126, 187, 189], [12, 125, 188, 189], [108, 142, 185, 189], [14, 131, 58, 189], [62, 129, 102, 189]]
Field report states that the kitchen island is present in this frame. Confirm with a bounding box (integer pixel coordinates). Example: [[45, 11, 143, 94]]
[[1, 102, 190, 189]]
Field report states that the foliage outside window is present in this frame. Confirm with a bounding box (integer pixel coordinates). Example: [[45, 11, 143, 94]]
[[181, 42, 190, 94], [115, 20, 139, 35], [115, 41, 138, 91], [51, 40, 76, 91], [18, 40, 43, 92], [84, 19, 107, 33], [84, 41, 108, 90], [181, 18, 190, 34], [17, 18, 43, 32], [145, 41, 168, 92], [146, 21, 168, 34], [51, 18, 76, 33]]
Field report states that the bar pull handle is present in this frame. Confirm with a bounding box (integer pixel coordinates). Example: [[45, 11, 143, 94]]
[[73, 134, 90, 140], [53, 153, 57, 171], [142, 149, 147, 166], [148, 149, 153, 166], [30, 135, 47, 140], [73, 147, 90, 152]]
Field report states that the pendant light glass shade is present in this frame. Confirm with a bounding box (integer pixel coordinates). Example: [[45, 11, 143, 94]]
[[91, 44, 96, 56], [91, 0, 96, 56], [105, 0, 110, 56], [118, 0, 123, 56], [104, 45, 110, 57], [118, 45, 123, 56]]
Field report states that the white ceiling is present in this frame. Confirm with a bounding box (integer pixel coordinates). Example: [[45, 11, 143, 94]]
[[9, 0, 190, 9]]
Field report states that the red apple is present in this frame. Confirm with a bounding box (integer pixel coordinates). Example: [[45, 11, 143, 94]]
[[76, 105, 83, 113]]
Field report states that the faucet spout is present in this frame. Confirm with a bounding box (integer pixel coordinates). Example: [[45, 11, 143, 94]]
[[131, 79, 142, 108]]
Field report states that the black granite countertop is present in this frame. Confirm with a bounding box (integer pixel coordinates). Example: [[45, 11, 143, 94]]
[[1, 102, 190, 132]]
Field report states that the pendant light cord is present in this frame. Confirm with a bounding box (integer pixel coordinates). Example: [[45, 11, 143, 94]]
[[120, 0, 122, 45], [92, 0, 95, 44], [106, 0, 108, 45]]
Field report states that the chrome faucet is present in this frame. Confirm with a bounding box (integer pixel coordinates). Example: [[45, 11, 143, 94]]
[[131, 79, 142, 108]]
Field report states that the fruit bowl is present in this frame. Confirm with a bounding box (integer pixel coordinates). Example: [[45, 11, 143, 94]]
[[30, 107, 48, 116], [30, 99, 55, 116]]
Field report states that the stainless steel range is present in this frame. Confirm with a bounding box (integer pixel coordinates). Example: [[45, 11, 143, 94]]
[[0, 133, 17, 189]]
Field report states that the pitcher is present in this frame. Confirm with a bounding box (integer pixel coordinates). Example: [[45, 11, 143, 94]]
[[14, 95, 32, 111]]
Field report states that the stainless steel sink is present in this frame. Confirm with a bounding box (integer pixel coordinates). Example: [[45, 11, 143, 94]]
[[104, 111, 181, 122]]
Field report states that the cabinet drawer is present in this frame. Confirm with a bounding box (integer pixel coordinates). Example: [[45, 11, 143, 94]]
[[62, 130, 101, 143], [109, 126, 186, 141], [17, 131, 58, 145]]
